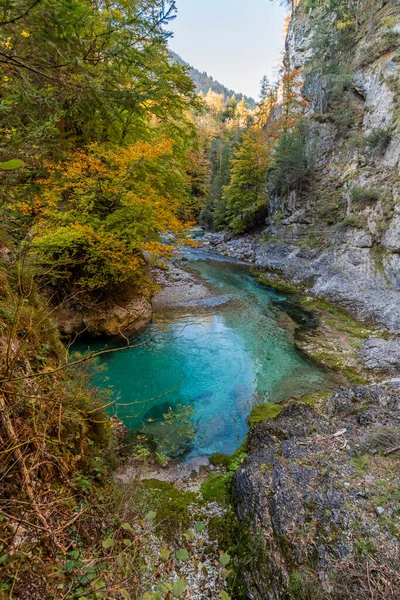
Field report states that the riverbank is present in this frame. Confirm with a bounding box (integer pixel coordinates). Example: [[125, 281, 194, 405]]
[[202, 230, 400, 371], [202, 230, 400, 334], [151, 262, 217, 308], [115, 238, 400, 599]]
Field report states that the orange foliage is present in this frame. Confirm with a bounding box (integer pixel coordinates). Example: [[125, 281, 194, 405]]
[[26, 140, 186, 291]]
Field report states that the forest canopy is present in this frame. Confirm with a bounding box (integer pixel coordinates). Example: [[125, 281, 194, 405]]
[[0, 0, 201, 297]]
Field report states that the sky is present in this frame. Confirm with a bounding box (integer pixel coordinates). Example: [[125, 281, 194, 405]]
[[169, 0, 288, 100]]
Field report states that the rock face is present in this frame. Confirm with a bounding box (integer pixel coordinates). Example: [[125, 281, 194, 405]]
[[200, 5, 400, 598], [53, 294, 152, 337], [233, 384, 400, 599], [361, 337, 400, 371], [202, 232, 255, 262], [381, 214, 400, 253], [202, 228, 400, 332], [254, 236, 400, 332]]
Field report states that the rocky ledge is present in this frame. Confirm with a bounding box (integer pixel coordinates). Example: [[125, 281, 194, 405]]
[[233, 382, 400, 599], [201, 229, 400, 333], [52, 261, 212, 337], [53, 293, 152, 337], [151, 262, 215, 308]]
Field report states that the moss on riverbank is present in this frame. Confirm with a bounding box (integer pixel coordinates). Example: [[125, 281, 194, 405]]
[[248, 402, 284, 426], [253, 269, 302, 295], [254, 268, 386, 386]]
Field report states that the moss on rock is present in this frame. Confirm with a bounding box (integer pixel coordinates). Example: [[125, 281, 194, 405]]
[[249, 402, 284, 426], [253, 269, 301, 295], [137, 479, 197, 540], [200, 473, 228, 503], [209, 439, 248, 468]]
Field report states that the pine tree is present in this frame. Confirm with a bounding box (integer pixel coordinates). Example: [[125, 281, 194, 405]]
[[222, 129, 269, 233], [280, 53, 308, 134]]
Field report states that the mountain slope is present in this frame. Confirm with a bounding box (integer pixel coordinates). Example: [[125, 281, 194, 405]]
[[170, 51, 256, 109]]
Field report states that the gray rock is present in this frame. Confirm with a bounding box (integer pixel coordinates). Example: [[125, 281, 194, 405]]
[[361, 337, 400, 371], [255, 238, 400, 333], [203, 232, 255, 262], [233, 382, 400, 599], [355, 60, 398, 133], [344, 228, 373, 248], [382, 215, 400, 253]]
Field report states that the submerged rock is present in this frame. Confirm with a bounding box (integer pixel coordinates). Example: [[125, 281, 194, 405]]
[[196, 415, 227, 448]]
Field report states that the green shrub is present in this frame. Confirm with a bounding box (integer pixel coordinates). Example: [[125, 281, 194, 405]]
[[350, 185, 380, 205], [365, 127, 391, 154], [382, 30, 400, 48], [341, 214, 366, 229]]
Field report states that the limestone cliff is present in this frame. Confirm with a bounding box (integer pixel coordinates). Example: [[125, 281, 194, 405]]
[[256, 0, 400, 332]]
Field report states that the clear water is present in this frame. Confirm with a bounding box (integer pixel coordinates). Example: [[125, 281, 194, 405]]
[[76, 250, 334, 458]]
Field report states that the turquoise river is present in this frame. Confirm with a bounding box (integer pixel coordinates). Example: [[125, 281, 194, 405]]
[[77, 248, 335, 458]]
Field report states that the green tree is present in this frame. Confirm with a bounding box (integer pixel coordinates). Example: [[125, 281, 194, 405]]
[[269, 121, 312, 196], [0, 0, 199, 156], [222, 129, 269, 233]]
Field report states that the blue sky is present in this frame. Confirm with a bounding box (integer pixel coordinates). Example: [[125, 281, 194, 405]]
[[169, 0, 287, 100]]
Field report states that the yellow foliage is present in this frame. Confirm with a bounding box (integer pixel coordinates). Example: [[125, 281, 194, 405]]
[[25, 139, 186, 291]]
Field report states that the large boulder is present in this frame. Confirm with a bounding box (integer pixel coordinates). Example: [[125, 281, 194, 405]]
[[232, 383, 400, 599], [361, 337, 400, 371]]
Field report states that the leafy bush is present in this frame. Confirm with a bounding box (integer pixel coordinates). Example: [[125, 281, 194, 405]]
[[340, 214, 367, 229], [382, 30, 400, 48], [25, 141, 185, 292]]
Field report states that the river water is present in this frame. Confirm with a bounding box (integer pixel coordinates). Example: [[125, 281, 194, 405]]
[[77, 248, 334, 458]]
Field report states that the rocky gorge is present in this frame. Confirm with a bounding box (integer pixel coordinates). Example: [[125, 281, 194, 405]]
[[5, 1, 398, 597], [194, 1, 400, 597], [67, 28, 400, 592], [53, 7, 400, 594], [7, 0, 400, 598]]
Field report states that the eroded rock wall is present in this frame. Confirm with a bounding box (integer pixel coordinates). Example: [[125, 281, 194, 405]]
[[228, 4, 400, 598], [257, 0, 400, 332]]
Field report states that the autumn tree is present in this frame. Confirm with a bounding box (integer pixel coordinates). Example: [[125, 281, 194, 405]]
[[15, 140, 188, 294], [279, 53, 308, 134], [0, 0, 205, 298]]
